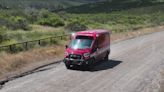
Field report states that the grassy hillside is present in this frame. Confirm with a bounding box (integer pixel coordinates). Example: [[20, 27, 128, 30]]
[[0, 0, 164, 53], [64, 0, 164, 13], [61, 0, 164, 31], [0, 0, 164, 79], [0, 0, 104, 11]]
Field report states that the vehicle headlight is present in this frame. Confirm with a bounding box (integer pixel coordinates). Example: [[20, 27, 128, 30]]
[[84, 53, 90, 58]]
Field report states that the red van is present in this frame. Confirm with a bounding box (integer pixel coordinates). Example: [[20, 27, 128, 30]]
[[63, 29, 110, 69]]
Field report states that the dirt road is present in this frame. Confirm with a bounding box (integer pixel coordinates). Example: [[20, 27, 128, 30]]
[[0, 31, 164, 92]]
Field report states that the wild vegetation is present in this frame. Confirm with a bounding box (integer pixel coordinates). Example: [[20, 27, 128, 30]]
[[0, 0, 164, 80], [0, 0, 103, 11], [0, 0, 163, 51]]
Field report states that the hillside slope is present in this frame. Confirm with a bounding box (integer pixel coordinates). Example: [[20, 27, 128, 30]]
[[0, 0, 105, 10], [64, 0, 164, 13]]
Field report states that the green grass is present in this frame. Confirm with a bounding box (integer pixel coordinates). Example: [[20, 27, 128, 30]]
[[0, 2, 163, 44], [0, 0, 164, 53], [64, 0, 164, 13], [0, 26, 68, 53], [60, 0, 164, 32], [63, 4, 164, 32], [0, 0, 102, 10], [0, 26, 66, 45]]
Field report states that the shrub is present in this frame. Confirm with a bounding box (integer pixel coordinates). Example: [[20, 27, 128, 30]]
[[0, 27, 10, 43], [24, 8, 40, 23], [10, 44, 25, 53], [0, 15, 30, 30], [66, 20, 88, 31], [38, 12, 65, 27], [8, 16, 30, 30]]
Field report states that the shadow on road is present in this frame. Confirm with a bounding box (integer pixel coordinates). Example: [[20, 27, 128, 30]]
[[71, 59, 122, 72], [90, 60, 122, 72]]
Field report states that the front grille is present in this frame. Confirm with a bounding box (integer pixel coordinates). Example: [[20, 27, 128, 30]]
[[69, 54, 82, 59]]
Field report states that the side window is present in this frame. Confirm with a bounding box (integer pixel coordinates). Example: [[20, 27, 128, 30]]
[[92, 40, 98, 53], [98, 34, 105, 49], [104, 34, 110, 45]]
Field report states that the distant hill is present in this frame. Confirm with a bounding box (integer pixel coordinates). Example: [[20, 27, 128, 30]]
[[63, 0, 164, 13], [0, 0, 105, 10]]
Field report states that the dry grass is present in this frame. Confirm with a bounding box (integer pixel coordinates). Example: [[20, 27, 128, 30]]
[[0, 25, 163, 80], [0, 45, 65, 79], [31, 25, 64, 32], [111, 25, 164, 42]]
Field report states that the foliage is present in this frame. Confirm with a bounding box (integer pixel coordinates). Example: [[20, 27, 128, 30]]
[[65, 0, 164, 13], [0, 0, 164, 53], [63, 2, 164, 32], [8, 16, 30, 30], [66, 19, 88, 31], [37, 10, 65, 27], [0, 14, 30, 30], [0, 0, 99, 11]]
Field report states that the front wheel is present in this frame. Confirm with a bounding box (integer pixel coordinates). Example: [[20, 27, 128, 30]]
[[86, 58, 95, 70], [104, 51, 109, 61], [65, 64, 71, 69]]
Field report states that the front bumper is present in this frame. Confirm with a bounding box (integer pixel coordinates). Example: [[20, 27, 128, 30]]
[[63, 58, 90, 66]]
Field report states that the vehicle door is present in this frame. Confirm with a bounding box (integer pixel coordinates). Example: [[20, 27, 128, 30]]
[[97, 34, 107, 60]]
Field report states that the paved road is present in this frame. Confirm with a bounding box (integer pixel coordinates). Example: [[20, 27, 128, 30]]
[[1, 31, 164, 92]]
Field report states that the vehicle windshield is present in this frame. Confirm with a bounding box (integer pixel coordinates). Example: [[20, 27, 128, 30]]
[[69, 36, 93, 49]]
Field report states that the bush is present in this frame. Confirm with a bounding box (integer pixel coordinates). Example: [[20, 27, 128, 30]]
[[11, 44, 25, 53], [66, 21, 88, 31], [38, 12, 65, 27], [8, 16, 30, 30], [0, 15, 30, 30], [24, 8, 40, 23], [0, 27, 11, 44]]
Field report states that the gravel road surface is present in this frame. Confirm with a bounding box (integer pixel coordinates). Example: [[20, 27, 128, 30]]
[[1, 31, 164, 92]]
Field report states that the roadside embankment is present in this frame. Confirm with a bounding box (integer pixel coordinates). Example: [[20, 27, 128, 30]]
[[0, 25, 163, 82]]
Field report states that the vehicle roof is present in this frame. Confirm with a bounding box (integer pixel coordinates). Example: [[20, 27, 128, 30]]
[[76, 29, 110, 35]]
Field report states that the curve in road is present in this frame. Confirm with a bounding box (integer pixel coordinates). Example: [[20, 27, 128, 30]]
[[1, 31, 164, 92]]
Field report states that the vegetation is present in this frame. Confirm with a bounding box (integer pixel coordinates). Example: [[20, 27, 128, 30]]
[[63, 2, 164, 32], [64, 0, 164, 13], [0, 0, 164, 80], [0, 0, 102, 11], [66, 20, 88, 31], [37, 10, 65, 27], [0, 0, 163, 53]]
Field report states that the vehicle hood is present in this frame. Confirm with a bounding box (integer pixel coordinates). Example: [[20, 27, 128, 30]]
[[66, 48, 91, 55]]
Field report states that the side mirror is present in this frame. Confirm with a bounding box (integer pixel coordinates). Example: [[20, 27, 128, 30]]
[[65, 45, 68, 49]]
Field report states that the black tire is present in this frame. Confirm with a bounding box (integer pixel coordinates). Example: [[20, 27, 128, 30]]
[[65, 64, 71, 69], [104, 51, 109, 61], [87, 58, 95, 70]]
